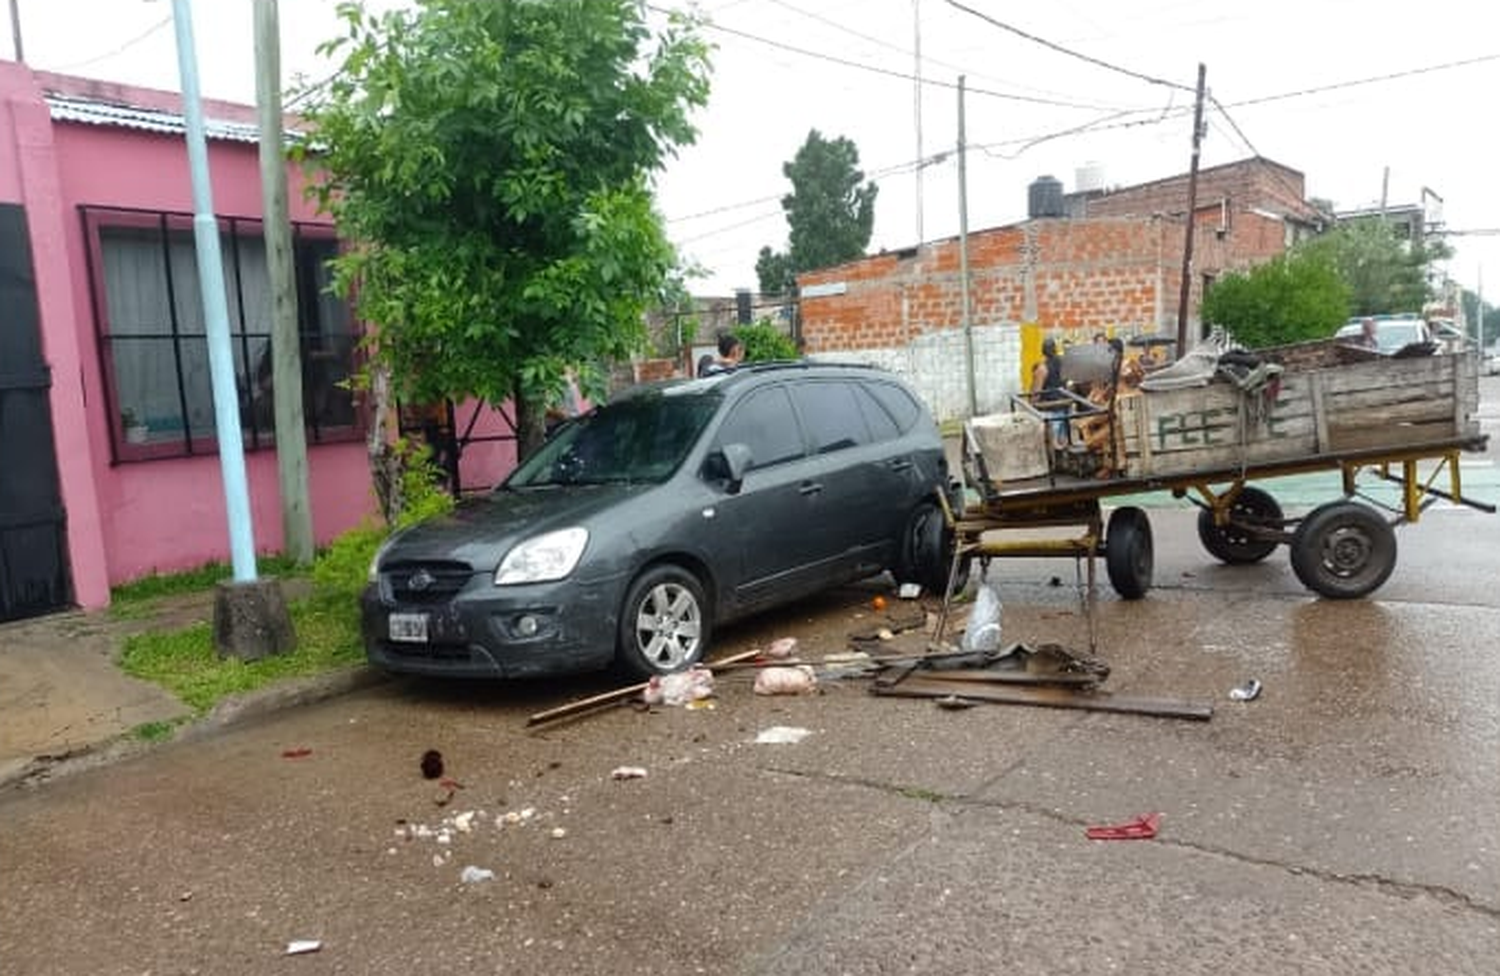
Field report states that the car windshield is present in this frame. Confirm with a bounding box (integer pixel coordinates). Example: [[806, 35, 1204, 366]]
[[1339, 319, 1427, 353], [505, 391, 721, 488]]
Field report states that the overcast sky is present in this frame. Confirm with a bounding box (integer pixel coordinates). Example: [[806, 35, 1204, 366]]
[[11, 0, 1499, 304]]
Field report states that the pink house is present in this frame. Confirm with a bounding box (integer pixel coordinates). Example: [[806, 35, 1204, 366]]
[[0, 65, 515, 621]]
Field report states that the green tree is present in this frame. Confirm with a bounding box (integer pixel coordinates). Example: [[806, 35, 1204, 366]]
[[1201, 250, 1351, 348], [1460, 289, 1500, 346], [734, 320, 798, 361], [300, 0, 710, 465], [1299, 220, 1452, 316], [756, 130, 878, 296]]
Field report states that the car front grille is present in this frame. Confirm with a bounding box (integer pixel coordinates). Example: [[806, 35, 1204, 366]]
[[383, 561, 473, 604]]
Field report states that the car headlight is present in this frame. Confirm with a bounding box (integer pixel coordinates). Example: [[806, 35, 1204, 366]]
[[494, 527, 589, 585], [367, 536, 396, 583]]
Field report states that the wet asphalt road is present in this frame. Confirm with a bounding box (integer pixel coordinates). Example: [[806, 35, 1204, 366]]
[[2, 391, 1499, 974]]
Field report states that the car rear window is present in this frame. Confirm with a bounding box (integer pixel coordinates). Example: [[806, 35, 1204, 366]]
[[789, 382, 869, 454], [862, 380, 922, 433]]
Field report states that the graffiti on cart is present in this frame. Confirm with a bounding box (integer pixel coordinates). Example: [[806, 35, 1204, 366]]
[[1154, 399, 1295, 452]]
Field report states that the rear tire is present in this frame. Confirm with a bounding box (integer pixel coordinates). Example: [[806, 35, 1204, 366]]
[[1289, 501, 1397, 599], [1197, 486, 1283, 564], [616, 565, 710, 678], [898, 502, 969, 598], [1105, 506, 1153, 600]]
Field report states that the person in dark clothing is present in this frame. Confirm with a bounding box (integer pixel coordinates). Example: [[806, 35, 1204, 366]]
[[698, 331, 745, 377], [1031, 337, 1068, 448]]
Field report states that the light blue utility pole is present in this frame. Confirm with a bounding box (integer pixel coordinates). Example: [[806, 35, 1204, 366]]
[[170, 0, 258, 583]]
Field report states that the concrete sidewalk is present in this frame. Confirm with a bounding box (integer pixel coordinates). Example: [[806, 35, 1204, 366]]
[[0, 607, 191, 786]]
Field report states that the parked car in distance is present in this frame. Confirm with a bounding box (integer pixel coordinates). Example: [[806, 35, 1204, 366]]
[[362, 362, 955, 680], [1334, 315, 1436, 356], [1486, 349, 1500, 376]]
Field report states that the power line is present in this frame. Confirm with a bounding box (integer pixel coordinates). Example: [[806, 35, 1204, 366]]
[[940, 0, 1194, 92], [761, 0, 1139, 110], [1224, 53, 1500, 108], [646, 4, 1134, 110], [52, 14, 171, 72]]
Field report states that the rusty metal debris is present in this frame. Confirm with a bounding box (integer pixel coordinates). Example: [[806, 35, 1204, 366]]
[[871, 641, 1211, 721]]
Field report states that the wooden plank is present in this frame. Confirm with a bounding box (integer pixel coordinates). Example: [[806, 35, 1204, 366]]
[[1308, 371, 1327, 453], [1326, 421, 1463, 453], [872, 675, 1213, 720], [1323, 381, 1455, 413]]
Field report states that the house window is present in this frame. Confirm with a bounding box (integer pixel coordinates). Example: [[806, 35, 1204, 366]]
[[84, 207, 360, 461]]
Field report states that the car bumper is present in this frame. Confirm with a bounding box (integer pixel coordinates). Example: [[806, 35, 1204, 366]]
[[360, 572, 624, 679]]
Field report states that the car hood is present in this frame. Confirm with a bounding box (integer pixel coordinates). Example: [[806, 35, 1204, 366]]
[[380, 483, 656, 572]]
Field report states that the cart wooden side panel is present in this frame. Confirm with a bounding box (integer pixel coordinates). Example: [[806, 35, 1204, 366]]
[[1116, 353, 1479, 479]]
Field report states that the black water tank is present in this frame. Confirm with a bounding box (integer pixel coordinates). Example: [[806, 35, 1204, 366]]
[[1028, 175, 1065, 218]]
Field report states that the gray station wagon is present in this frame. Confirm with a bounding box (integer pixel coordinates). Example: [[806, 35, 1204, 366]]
[[362, 362, 956, 679]]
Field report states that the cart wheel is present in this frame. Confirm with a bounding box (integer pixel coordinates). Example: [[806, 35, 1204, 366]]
[[898, 502, 970, 597], [1289, 501, 1397, 599], [1197, 486, 1283, 564], [1105, 506, 1153, 600]]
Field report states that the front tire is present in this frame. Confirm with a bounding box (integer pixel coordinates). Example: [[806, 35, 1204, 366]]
[[1289, 501, 1397, 599], [616, 565, 710, 678], [1197, 486, 1283, 564], [1105, 506, 1153, 600]]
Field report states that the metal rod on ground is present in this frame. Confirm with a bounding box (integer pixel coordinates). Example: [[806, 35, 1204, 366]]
[[526, 648, 763, 728], [1175, 62, 1207, 358]]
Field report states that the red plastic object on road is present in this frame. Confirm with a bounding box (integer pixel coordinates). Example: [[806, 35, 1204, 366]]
[[1085, 812, 1161, 840], [280, 747, 313, 759]]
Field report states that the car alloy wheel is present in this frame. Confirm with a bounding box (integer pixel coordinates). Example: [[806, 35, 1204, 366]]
[[618, 565, 710, 678]]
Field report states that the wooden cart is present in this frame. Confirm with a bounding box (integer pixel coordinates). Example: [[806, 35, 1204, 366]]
[[931, 340, 1493, 605]]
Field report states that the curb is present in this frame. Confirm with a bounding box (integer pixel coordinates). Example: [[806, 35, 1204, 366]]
[[0, 666, 391, 794]]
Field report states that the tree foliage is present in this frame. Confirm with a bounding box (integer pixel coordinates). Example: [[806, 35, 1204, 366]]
[[300, 0, 710, 458], [1201, 250, 1351, 348], [1298, 220, 1452, 317], [756, 130, 877, 296], [734, 321, 798, 362]]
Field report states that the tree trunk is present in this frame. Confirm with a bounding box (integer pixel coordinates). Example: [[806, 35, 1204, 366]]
[[515, 393, 548, 462], [366, 365, 404, 526]]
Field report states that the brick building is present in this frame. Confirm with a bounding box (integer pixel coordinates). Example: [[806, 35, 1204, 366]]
[[797, 156, 1324, 421]]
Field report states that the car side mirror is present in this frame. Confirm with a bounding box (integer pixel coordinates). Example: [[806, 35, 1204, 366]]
[[712, 442, 753, 494]]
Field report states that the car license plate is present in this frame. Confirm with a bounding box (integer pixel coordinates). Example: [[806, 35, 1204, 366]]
[[388, 613, 429, 643]]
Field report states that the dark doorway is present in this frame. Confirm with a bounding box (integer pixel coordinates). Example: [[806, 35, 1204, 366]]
[[0, 202, 73, 622]]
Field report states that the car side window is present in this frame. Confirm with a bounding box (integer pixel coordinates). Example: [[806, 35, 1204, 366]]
[[715, 386, 804, 471], [853, 383, 902, 442], [789, 381, 869, 455], [864, 381, 921, 434]]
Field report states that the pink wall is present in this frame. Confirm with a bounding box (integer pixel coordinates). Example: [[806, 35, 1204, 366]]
[[1, 66, 378, 603]]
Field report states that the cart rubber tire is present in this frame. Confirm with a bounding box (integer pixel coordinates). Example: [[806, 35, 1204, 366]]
[[1196, 486, 1283, 565], [1289, 501, 1397, 599], [1105, 506, 1153, 600], [616, 564, 711, 678], [899, 502, 970, 598]]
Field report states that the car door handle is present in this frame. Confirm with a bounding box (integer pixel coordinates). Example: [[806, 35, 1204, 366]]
[[887, 458, 913, 472], [798, 481, 823, 496]]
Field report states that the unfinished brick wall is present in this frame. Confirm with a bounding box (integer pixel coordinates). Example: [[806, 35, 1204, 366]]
[[1076, 157, 1315, 225], [797, 217, 1172, 419]]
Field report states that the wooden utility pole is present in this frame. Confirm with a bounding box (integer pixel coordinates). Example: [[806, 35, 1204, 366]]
[[253, 0, 313, 565], [957, 74, 976, 418], [1176, 62, 1207, 356]]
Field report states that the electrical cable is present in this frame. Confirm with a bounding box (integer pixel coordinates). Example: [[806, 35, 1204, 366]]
[[940, 0, 1194, 92], [52, 14, 171, 72], [761, 0, 1145, 111], [1224, 53, 1500, 109], [645, 3, 1133, 110]]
